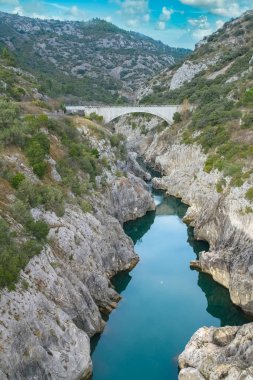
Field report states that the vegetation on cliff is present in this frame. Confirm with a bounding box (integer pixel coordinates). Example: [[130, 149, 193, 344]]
[[140, 11, 253, 190], [0, 53, 128, 289], [0, 12, 190, 104]]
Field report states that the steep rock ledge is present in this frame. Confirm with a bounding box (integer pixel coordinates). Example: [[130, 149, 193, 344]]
[[0, 174, 155, 379]]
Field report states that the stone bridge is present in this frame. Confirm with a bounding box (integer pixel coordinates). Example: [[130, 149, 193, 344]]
[[66, 105, 181, 124]]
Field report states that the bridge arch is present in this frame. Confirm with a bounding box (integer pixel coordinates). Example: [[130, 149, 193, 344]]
[[108, 110, 173, 124], [66, 105, 181, 125]]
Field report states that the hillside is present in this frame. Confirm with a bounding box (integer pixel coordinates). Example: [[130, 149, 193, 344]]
[[139, 10, 253, 189], [0, 11, 190, 104]]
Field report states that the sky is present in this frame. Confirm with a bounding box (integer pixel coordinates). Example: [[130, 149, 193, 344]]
[[0, 0, 252, 48]]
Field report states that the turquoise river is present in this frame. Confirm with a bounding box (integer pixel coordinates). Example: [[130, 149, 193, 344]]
[[91, 188, 251, 380]]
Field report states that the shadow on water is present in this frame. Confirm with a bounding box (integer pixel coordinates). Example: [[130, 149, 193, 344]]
[[198, 272, 252, 326], [124, 210, 156, 245], [186, 223, 251, 326], [187, 226, 209, 257]]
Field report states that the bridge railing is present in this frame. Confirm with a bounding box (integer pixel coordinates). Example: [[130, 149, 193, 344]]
[[66, 105, 181, 109]]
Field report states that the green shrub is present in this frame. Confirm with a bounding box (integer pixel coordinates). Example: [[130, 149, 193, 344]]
[[21, 279, 29, 290], [243, 88, 253, 104], [17, 181, 65, 216], [32, 162, 48, 178], [173, 112, 182, 123], [110, 134, 124, 147], [216, 178, 226, 193], [88, 112, 103, 122], [246, 187, 253, 201], [24, 114, 51, 131], [80, 200, 92, 213], [242, 112, 253, 128], [10, 173, 25, 189], [0, 99, 19, 129], [25, 220, 49, 241], [0, 216, 44, 289], [25, 132, 50, 178], [9, 86, 26, 101]]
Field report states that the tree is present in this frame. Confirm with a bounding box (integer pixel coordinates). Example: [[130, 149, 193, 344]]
[[173, 112, 182, 123]]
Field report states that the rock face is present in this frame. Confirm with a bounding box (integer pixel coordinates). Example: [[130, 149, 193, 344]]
[[140, 127, 253, 315], [0, 173, 154, 379], [179, 324, 253, 380], [170, 61, 209, 90]]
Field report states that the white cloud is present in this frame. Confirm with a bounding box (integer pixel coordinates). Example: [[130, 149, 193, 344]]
[[0, 0, 19, 4], [216, 19, 224, 29], [143, 13, 150, 22], [104, 16, 112, 22], [10, 1, 88, 21], [188, 15, 210, 28], [160, 6, 174, 21], [116, 0, 149, 15], [179, 0, 250, 17], [13, 5, 24, 15], [157, 21, 166, 30], [65, 5, 86, 19], [114, 0, 150, 29], [127, 18, 138, 27], [192, 27, 212, 39]]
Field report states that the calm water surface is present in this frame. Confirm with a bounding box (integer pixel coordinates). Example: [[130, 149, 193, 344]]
[[91, 189, 251, 380]]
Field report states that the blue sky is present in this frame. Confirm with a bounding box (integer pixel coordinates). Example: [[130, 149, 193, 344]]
[[0, 0, 252, 48]]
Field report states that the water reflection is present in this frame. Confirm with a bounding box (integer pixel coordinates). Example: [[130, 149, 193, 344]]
[[187, 226, 209, 257], [198, 273, 252, 326], [124, 210, 155, 245]]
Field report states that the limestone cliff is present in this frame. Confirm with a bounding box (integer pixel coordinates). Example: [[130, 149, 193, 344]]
[[0, 111, 155, 379]]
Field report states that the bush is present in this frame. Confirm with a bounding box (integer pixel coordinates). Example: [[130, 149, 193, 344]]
[[25, 132, 50, 178], [9, 86, 26, 101], [24, 114, 51, 129], [0, 216, 44, 289], [17, 180, 65, 216], [246, 187, 253, 201], [26, 220, 49, 241], [173, 112, 182, 123], [88, 112, 103, 122], [243, 88, 253, 104], [0, 99, 19, 129], [109, 134, 124, 147], [32, 162, 48, 178], [80, 200, 92, 213], [242, 112, 253, 128], [10, 173, 25, 189]]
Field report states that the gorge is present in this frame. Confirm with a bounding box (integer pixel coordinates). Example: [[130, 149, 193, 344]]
[[0, 7, 253, 380], [91, 187, 251, 380]]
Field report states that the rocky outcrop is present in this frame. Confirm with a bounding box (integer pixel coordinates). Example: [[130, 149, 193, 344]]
[[0, 173, 154, 379], [179, 324, 253, 380], [170, 61, 210, 90]]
